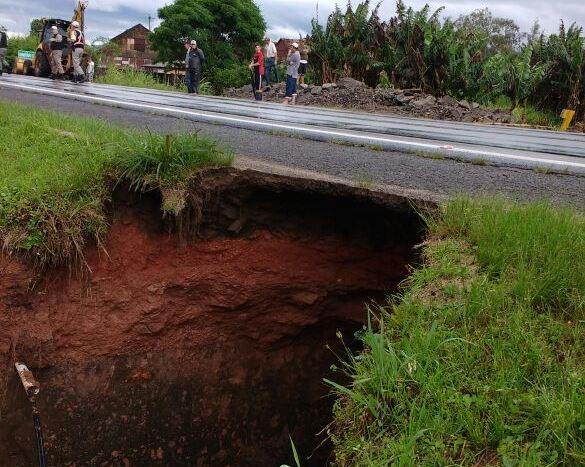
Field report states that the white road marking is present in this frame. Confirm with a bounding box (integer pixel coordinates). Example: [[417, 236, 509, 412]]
[[3, 80, 585, 171]]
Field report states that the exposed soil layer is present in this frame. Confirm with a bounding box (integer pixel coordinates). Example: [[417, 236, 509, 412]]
[[0, 169, 426, 466]]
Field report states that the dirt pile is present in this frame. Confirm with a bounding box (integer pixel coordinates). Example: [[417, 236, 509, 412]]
[[0, 169, 426, 466], [226, 77, 515, 124]]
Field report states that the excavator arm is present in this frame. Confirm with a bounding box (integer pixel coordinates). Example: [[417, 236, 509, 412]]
[[71, 1, 89, 32]]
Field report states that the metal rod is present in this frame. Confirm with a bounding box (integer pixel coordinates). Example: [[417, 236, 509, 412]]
[[32, 402, 47, 467]]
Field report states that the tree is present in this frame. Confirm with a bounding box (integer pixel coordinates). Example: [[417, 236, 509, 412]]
[[149, 0, 265, 69], [454, 8, 523, 54], [30, 18, 45, 37]]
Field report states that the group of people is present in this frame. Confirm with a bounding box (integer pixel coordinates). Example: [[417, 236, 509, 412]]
[[249, 38, 309, 104], [50, 21, 94, 83], [183, 36, 308, 105], [0, 21, 94, 83]]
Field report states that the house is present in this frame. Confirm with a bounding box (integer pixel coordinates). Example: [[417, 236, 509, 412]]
[[109, 23, 157, 69], [275, 39, 296, 62]]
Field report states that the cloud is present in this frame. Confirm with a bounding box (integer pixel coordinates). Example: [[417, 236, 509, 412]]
[[0, 0, 583, 40]]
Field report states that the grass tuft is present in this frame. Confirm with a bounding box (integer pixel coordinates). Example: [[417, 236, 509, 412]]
[[116, 132, 233, 214], [0, 101, 232, 269], [330, 197, 585, 466]]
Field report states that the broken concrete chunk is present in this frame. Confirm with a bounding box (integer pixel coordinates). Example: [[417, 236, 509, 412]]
[[459, 99, 472, 110], [311, 86, 322, 95], [412, 95, 437, 108]]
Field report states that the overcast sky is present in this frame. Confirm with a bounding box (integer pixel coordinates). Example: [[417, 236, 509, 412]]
[[1, 0, 584, 41]]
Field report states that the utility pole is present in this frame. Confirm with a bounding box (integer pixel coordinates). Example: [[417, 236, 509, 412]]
[[148, 15, 153, 31]]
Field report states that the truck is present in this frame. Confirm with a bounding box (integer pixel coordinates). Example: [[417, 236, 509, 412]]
[[13, 1, 88, 77]]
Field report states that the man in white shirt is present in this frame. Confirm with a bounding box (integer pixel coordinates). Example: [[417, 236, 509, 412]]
[[86, 58, 95, 82], [264, 37, 278, 88]]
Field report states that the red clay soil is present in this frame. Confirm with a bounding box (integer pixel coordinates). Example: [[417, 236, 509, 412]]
[[0, 171, 422, 466]]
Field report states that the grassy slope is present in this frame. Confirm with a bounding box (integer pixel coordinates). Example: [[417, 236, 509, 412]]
[[331, 198, 584, 466], [0, 101, 233, 268], [95, 67, 213, 95]]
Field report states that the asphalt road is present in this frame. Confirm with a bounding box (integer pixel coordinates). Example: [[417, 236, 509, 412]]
[[2, 74, 585, 174], [1, 83, 584, 207]]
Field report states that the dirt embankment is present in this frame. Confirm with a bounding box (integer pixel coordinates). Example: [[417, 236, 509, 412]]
[[0, 169, 426, 466], [226, 77, 514, 125]]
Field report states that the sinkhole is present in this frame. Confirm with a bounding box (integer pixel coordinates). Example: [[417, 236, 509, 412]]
[[0, 168, 428, 466]]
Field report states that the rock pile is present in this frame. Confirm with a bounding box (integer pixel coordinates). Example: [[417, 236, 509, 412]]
[[225, 78, 515, 124]]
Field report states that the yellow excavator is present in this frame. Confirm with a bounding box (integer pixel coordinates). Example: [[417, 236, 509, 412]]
[[13, 1, 88, 77]]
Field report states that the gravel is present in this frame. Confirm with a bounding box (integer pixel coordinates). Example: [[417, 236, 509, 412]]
[[2, 88, 584, 207]]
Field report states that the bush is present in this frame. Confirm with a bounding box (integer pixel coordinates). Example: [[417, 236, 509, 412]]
[[5, 34, 40, 69], [96, 66, 186, 92], [207, 64, 251, 94]]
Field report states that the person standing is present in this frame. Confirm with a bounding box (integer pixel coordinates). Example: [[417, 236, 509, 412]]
[[49, 26, 65, 80], [183, 41, 191, 92], [69, 21, 86, 83], [86, 57, 95, 82], [250, 43, 264, 101], [185, 40, 205, 94], [283, 42, 300, 105], [0, 25, 7, 77], [263, 37, 278, 88], [298, 41, 309, 88]]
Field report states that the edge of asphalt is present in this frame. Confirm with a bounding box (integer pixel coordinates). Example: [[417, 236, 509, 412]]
[[234, 155, 446, 206], [1, 77, 584, 176]]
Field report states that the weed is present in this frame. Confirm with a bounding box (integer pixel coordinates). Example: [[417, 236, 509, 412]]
[[330, 139, 357, 147], [330, 140, 386, 152], [413, 150, 445, 160], [365, 144, 384, 152], [471, 157, 488, 166], [355, 175, 375, 190], [533, 166, 553, 175], [290, 437, 301, 467]]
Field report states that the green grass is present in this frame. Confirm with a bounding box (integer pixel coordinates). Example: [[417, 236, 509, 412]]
[[512, 106, 562, 128], [330, 197, 585, 466], [485, 95, 562, 128], [412, 150, 445, 160], [95, 67, 214, 96], [0, 101, 233, 268], [471, 158, 488, 166]]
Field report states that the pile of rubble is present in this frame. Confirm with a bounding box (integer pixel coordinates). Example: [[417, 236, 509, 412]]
[[225, 77, 515, 124]]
